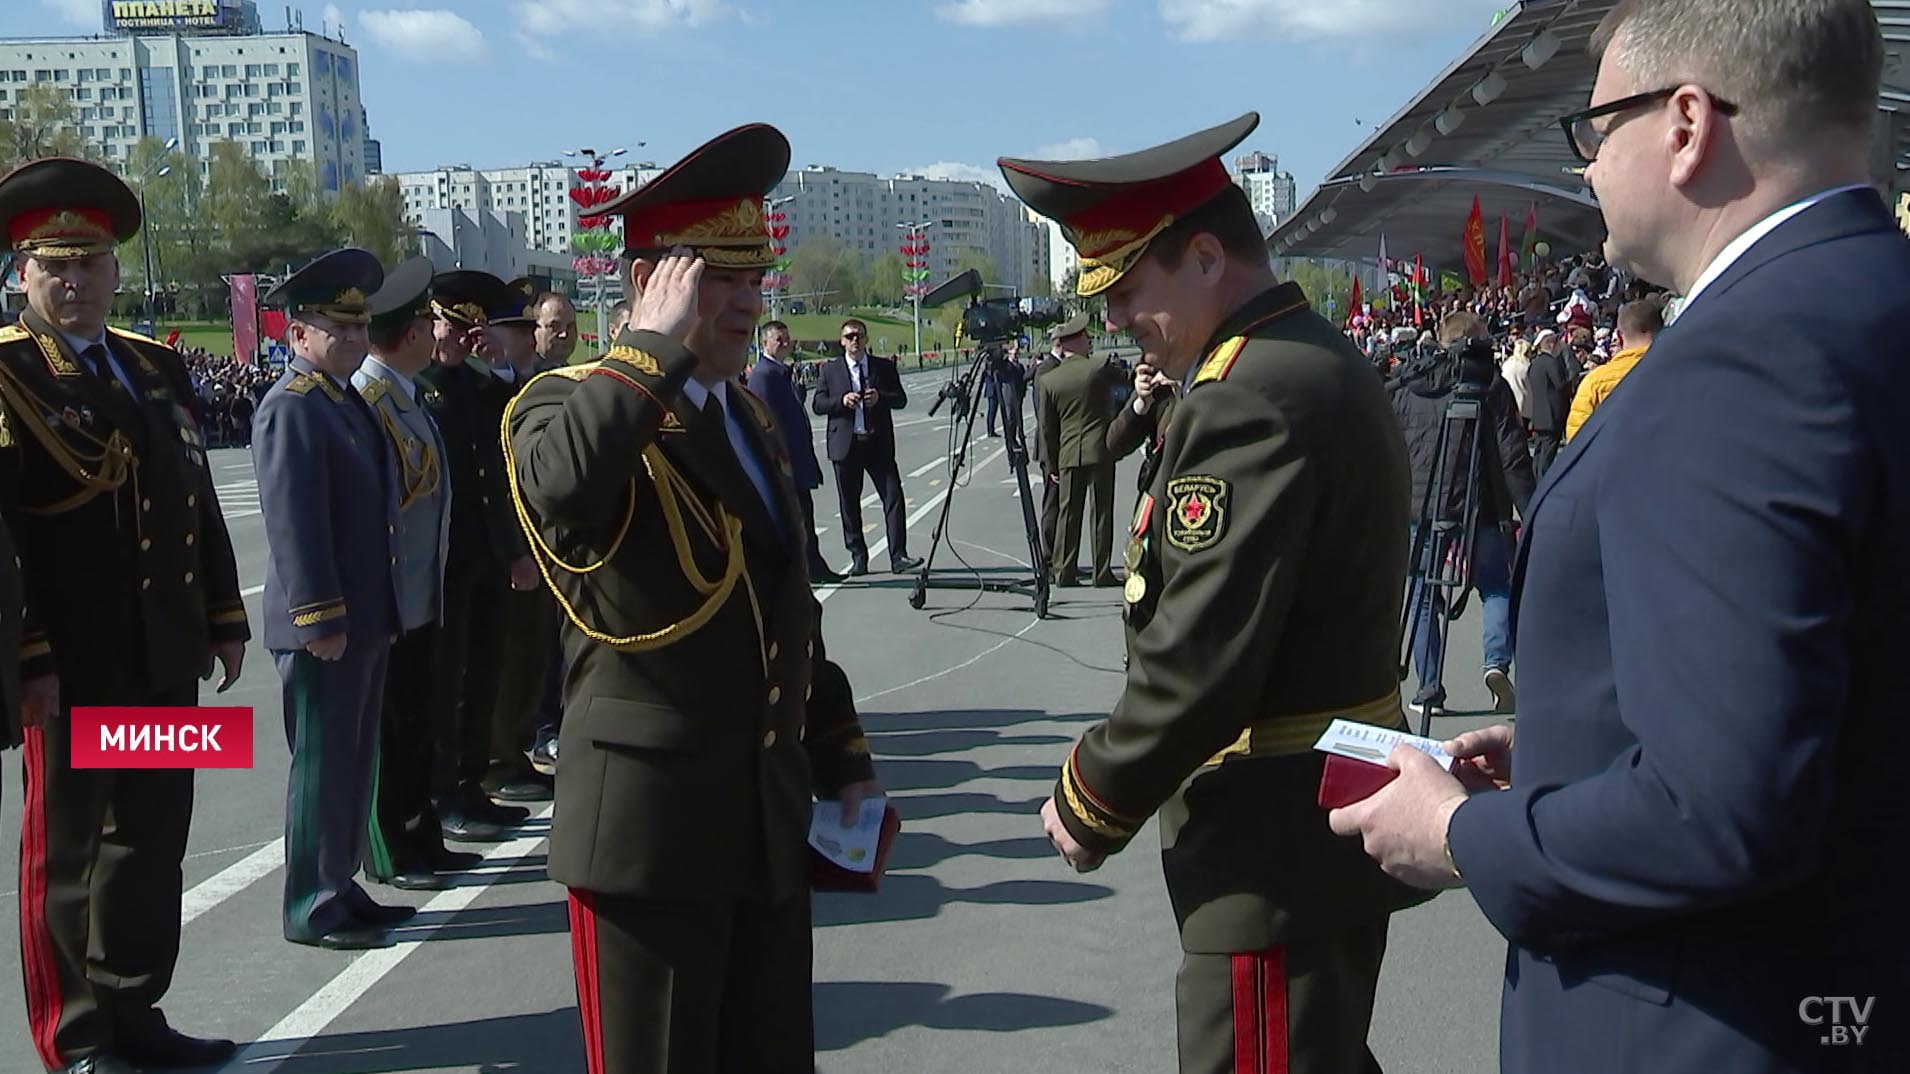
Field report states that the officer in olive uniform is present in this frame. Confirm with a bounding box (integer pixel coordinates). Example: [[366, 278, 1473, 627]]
[[1030, 332, 1065, 565], [506, 123, 884, 1074], [478, 277, 557, 803], [352, 257, 472, 890], [1035, 309, 1123, 586], [1003, 115, 1428, 1074], [255, 249, 411, 951], [417, 271, 532, 840], [0, 157, 249, 1074]]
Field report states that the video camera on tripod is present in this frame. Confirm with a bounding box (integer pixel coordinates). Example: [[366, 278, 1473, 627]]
[[907, 268, 1056, 617]]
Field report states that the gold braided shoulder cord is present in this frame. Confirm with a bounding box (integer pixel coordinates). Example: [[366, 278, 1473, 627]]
[[378, 408, 440, 510], [501, 378, 746, 652], [0, 360, 134, 514]]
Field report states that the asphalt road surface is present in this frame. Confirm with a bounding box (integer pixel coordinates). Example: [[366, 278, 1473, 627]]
[[0, 364, 1511, 1073]]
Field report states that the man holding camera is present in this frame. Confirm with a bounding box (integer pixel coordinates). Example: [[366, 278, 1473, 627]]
[[1389, 311, 1535, 718], [1009, 113, 1429, 1074]]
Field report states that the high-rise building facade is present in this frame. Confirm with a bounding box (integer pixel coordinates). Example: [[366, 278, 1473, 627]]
[[0, 4, 369, 194], [1234, 150, 1297, 235], [391, 162, 664, 258], [772, 166, 1048, 294]]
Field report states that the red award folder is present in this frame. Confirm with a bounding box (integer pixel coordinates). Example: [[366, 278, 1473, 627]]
[[1317, 753, 1402, 810], [808, 804, 901, 893]]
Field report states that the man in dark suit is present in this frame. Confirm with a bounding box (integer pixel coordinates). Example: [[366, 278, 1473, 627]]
[[749, 319, 841, 583], [1007, 115, 1430, 1074], [255, 249, 412, 952], [811, 318, 922, 575], [1035, 314, 1123, 586], [1331, 3, 1909, 1071], [505, 123, 883, 1074], [0, 158, 250, 1074]]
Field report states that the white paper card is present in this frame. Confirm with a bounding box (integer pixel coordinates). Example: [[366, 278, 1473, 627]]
[[1313, 719, 1456, 771], [807, 795, 888, 873]]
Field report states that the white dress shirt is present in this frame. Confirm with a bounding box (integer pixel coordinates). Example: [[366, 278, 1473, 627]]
[[846, 355, 870, 435], [60, 329, 139, 396]]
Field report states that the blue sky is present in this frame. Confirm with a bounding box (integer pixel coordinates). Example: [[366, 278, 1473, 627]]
[[27, 0, 1515, 201]]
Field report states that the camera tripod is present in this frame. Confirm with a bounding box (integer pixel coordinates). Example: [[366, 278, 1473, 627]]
[[1398, 379, 1492, 736], [908, 342, 1052, 618]]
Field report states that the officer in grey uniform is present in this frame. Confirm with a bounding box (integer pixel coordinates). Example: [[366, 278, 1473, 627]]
[[254, 249, 411, 950], [352, 257, 472, 890]]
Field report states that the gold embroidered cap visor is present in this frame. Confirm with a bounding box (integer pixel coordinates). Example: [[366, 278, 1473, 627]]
[[428, 269, 512, 329], [0, 157, 142, 259], [998, 113, 1259, 297], [265, 248, 384, 326], [594, 123, 791, 270]]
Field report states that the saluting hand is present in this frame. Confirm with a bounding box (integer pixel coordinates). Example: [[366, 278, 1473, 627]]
[[634, 247, 705, 344]]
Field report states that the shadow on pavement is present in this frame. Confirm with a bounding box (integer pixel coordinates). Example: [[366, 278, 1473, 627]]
[[878, 758, 1057, 792], [394, 899, 569, 943], [884, 832, 1054, 871], [860, 709, 1099, 733], [872, 729, 1073, 756], [814, 980, 1111, 1052], [239, 1008, 582, 1073], [813, 874, 1113, 929], [893, 791, 1048, 820]]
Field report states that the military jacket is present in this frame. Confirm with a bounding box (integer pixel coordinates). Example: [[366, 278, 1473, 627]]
[[1051, 283, 1431, 952], [507, 328, 875, 902], [0, 312, 248, 701], [1107, 390, 1177, 494], [417, 358, 523, 573], [1036, 354, 1125, 470], [353, 359, 451, 633], [252, 356, 401, 651]]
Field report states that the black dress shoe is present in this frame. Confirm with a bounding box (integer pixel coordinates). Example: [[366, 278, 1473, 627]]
[[461, 783, 529, 824], [1092, 573, 1120, 588], [288, 925, 392, 951], [377, 869, 448, 891], [846, 557, 869, 577], [428, 846, 486, 871], [440, 810, 511, 843], [487, 773, 553, 802], [889, 555, 923, 573], [353, 900, 418, 926], [810, 566, 846, 584], [529, 735, 558, 776], [116, 1024, 237, 1068], [60, 1054, 138, 1074]]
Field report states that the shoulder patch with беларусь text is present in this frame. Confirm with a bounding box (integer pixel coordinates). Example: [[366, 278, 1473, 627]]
[[1165, 475, 1229, 552]]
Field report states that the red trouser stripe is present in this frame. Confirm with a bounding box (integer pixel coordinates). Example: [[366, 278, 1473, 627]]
[[567, 888, 605, 1074], [19, 727, 63, 1069], [1231, 948, 1289, 1074]]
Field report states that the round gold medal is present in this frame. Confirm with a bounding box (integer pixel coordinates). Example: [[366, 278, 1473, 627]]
[[1124, 573, 1147, 604]]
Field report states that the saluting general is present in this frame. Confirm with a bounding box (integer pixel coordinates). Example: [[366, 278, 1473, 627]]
[[254, 249, 410, 951], [1006, 116, 1428, 1074], [506, 123, 884, 1074], [0, 157, 249, 1074]]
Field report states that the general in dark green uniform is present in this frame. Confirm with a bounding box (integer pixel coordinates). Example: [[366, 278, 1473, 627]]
[[1004, 116, 1429, 1074], [0, 157, 248, 1074], [506, 123, 883, 1074]]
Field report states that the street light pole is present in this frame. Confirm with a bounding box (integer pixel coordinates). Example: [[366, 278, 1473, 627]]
[[565, 143, 637, 349], [898, 219, 934, 358], [764, 194, 795, 322], [136, 138, 177, 331]]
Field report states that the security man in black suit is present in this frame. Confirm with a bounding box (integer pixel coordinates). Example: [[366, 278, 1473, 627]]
[[417, 272, 531, 841], [0, 157, 249, 1074], [811, 320, 922, 575]]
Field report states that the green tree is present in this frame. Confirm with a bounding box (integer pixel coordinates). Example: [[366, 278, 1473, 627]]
[[119, 137, 192, 305], [1284, 259, 1358, 325], [0, 84, 93, 170], [277, 157, 324, 219], [1028, 270, 1054, 299], [863, 252, 905, 306], [786, 237, 864, 311], [331, 176, 412, 265], [953, 249, 994, 287]]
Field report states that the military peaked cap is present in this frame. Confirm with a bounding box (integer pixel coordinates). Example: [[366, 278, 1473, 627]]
[[594, 123, 789, 269]]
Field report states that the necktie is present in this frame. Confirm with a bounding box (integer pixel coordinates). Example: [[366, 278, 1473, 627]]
[[82, 343, 127, 394], [702, 392, 781, 535], [854, 362, 868, 434]]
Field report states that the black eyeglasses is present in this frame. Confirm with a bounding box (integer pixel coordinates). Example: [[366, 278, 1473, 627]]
[[841, 333, 864, 341], [1558, 86, 1739, 165]]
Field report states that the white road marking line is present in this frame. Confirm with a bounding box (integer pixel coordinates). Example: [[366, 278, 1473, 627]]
[[181, 839, 284, 926], [224, 509, 262, 520], [908, 455, 947, 478], [242, 584, 264, 596], [815, 445, 1007, 604], [212, 808, 555, 1074]]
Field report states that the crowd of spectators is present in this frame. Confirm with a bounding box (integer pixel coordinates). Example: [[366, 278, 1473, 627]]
[[179, 348, 274, 448]]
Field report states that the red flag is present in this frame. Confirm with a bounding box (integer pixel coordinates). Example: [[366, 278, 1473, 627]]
[[1462, 194, 1488, 287], [1413, 253, 1425, 328], [1496, 214, 1514, 288], [228, 274, 258, 364], [1345, 277, 1363, 328], [1520, 202, 1539, 273], [164, 328, 181, 350]]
